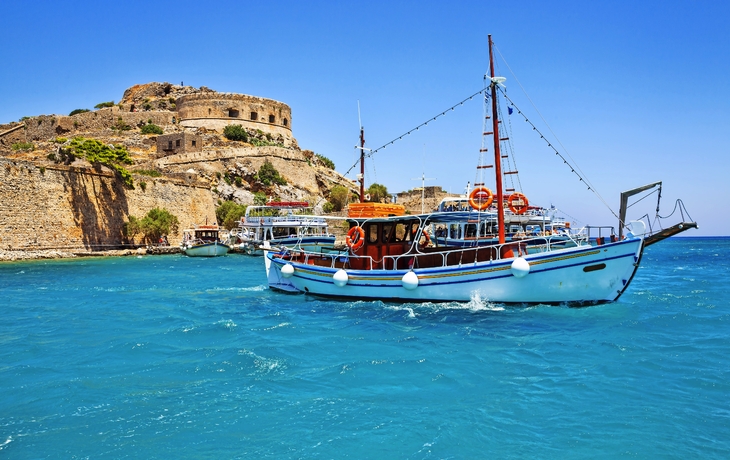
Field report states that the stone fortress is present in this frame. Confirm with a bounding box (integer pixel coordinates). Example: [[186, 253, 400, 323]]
[[0, 82, 359, 257]]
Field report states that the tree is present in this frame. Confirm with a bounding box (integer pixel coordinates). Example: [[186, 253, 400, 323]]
[[253, 192, 268, 205], [367, 183, 389, 202], [256, 160, 286, 186], [328, 185, 349, 211], [216, 201, 247, 230], [140, 123, 163, 135], [124, 208, 180, 243], [223, 124, 249, 141]]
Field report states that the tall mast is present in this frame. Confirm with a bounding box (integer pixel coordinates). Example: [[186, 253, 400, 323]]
[[359, 126, 365, 203], [488, 35, 506, 244]]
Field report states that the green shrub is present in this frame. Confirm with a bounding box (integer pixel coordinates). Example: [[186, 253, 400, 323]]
[[234, 176, 243, 187], [140, 123, 163, 135], [315, 154, 335, 169], [139, 181, 147, 191], [124, 208, 179, 243], [54, 137, 68, 144], [328, 185, 349, 211], [216, 201, 247, 230], [39, 166, 46, 175], [11, 142, 34, 151], [256, 160, 286, 186], [223, 124, 249, 142], [112, 117, 132, 131], [66, 137, 134, 187], [254, 192, 267, 205], [69, 109, 90, 116], [323, 202, 334, 213], [367, 183, 389, 202], [94, 101, 115, 109]]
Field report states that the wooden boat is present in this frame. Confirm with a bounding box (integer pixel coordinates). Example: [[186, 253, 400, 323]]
[[264, 35, 695, 304], [180, 223, 230, 257]]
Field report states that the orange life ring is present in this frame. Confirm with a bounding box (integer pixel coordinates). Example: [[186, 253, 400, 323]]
[[507, 192, 529, 214], [469, 187, 494, 211], [346, 226, 365, 251]]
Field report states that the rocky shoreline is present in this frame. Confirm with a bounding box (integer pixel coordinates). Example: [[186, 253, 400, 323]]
[[0, 246, 182, 262]]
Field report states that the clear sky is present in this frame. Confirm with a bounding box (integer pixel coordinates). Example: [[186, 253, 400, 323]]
[[2, 0, 727, 235]]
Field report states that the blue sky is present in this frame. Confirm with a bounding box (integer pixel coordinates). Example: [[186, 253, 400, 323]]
[[2, 0, 727, 235]]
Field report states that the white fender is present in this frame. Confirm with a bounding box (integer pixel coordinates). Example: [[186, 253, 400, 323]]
[[510, 257, 530, 278]]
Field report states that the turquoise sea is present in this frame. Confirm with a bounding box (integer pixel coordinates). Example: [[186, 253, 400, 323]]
[[1, 237, 728, 458]]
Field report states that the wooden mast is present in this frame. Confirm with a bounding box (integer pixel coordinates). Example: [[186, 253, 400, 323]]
[[488, 35, 506, 244], [359, 127, 365, 203]]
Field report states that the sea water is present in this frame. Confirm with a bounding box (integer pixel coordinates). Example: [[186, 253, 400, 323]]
[[1, 237, 728, 458]]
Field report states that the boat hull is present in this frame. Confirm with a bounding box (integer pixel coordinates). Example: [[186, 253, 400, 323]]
[[266, 238, 643, 304], [240, 236, 336, 256], [184, 242, 230, 257]]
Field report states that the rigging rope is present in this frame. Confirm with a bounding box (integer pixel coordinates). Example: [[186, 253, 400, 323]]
[[341, 89, 486, 178], [499, 88, 620, 221]]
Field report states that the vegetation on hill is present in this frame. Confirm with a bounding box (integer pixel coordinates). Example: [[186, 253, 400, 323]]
[[94, 101, 115, 109], [256, 160, 286, 186], [140, 123, 163, 135], [223, 124, 248, 142], [315, 154, 335, 169], [49, 137, 135, 187], [11, 142, 34, 152], [216, 201, 247, 230], [367, 183, 389, 202], [124, 208, 180, 244], [325, 185, 350, 212], [69, 109, 90, 116]]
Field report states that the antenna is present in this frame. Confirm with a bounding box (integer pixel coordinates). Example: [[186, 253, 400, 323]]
[[412, 147, 436, 214]]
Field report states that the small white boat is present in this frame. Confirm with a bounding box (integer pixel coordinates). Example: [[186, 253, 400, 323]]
[[236, 202, 336, 256], [180, 224, 230, 257]]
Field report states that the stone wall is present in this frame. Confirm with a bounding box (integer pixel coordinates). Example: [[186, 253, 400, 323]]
[[0, 157, 216, 251], [20, 108, 177, 142]]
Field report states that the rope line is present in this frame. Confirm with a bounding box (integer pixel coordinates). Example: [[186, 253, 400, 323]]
[[499, 88, 620, 221], [342, 89, 486, 178]]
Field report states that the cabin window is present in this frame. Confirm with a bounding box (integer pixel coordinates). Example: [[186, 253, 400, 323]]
[[268, 114, 275, 123], [465, 224, 477, 238], [168, 140, 173, 149], [191, 140, 196, 147], [449, 224, 461, 239], [382, 223, 395, 243], [367, 224, 379, 244], [394, 223, 407, 242], [250, 112, 258, 121], [176, 139, 181, 147], [283, 118, 288, 126], [228, 109, 239, 118]]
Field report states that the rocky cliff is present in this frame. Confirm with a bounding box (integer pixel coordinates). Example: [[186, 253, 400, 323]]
[[0, 82, 357, 254]]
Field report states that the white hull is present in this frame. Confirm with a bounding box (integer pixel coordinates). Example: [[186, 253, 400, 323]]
[[184, 242, 230, 257], [267, 238, 643, 304], [240, 236, 336, 256]]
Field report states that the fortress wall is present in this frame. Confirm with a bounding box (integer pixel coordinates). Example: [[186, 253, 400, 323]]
[[0, 157, 216, 251], [176, 93, 292, 144], [22, 109, 177, 141]]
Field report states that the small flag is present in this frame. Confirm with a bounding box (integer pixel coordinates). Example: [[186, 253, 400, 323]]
[[508, 106, 514, 115]]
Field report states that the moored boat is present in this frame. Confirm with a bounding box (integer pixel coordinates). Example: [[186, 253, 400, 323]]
[[180, 223, 230, 257], [237, 202, 336, 256]]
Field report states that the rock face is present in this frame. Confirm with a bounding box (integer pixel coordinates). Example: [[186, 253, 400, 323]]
[[0, 82, 357, 254]]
